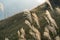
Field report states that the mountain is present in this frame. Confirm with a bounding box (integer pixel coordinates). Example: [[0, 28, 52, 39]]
[[0, 0, 60, 40]]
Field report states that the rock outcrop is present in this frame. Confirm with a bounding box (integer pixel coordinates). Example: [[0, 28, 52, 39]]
[[0, 0, 60, 40]]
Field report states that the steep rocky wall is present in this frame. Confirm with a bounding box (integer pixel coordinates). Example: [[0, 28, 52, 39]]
[[0, 0, 60, 40]]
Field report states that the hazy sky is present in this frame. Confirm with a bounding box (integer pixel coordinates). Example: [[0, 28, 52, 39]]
[[0, 0, 45, 20]]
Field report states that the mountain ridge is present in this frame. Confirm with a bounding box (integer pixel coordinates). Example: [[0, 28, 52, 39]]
[[0, 1, 60, 40]]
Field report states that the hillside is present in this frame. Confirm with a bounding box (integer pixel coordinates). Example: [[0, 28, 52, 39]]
[[0, 1, 60, 40]]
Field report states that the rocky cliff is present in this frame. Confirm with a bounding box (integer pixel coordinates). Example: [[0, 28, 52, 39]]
[[0, 0, 60, 40]]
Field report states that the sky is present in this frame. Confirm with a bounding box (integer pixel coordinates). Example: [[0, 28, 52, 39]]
[[0, 0, 46, 20]]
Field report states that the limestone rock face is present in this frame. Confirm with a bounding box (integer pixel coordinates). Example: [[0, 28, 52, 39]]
[[0, 0, 60, 40]]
